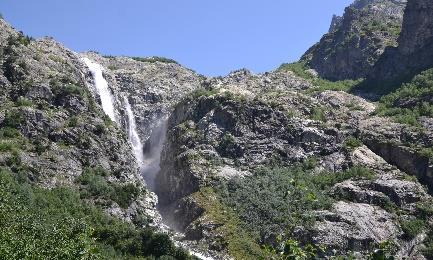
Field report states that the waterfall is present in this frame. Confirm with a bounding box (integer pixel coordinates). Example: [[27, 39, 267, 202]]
[[82, 57, 117, 123], [142, 119, 167, 190], [124, 96, 144, 166]]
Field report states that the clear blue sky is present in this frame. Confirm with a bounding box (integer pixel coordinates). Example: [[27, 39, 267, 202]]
[[0, 0, 352, 76]]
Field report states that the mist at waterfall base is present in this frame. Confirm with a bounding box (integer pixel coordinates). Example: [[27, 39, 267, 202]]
[[82, 57, 117, 123], [141, 119, 167, 190]]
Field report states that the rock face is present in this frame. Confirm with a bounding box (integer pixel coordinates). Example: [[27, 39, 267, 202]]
[[2, 3, 433, 259], [367, 0, 433, 86], [0, 19, 158, 224], [302, 0, 406, 80], [155, 67, 433, 258]]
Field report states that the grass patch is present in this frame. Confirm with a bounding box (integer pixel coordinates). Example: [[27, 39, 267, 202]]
[[344, 137, 363, 151], [278, 61, 362, 93], [131, 56, 178, 64], [310, 107, 327, 122], [15, 97, 33, 107]]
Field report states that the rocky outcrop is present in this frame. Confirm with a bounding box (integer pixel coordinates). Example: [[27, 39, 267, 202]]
[[302, 0, 406, 80], [0, 19, 158, 224], [367, 0, 433, 89], [155, 67, 433, 258]]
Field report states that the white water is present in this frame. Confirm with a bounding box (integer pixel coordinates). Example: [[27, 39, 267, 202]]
[[124, 96, 144, 166], [142, 119, 167, 190], [82, 57, 117, 123]]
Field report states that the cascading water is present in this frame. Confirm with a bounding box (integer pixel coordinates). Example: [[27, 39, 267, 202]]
[[142, 119, 167, 190], [124, 96, 144, 166], [82, 57, 212, 259], [82, 57, 117, 122]]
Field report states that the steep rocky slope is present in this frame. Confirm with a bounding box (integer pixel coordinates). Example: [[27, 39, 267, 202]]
[[366, 0, 433, 92], [302, 0, 406, 80], [2, 0, 433, 258], [0, 19, 196, 259], [154, 68, 433, 259]]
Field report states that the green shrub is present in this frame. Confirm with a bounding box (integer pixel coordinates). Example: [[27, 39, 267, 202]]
[[215, 164, 375, 244], [67, 116, 79, 127], [0, 168, 194, 259], [400, 219, 425, 239], [0, 127, 21, 139], [77, 167, 140, 208], [375, 68, 433, 126], [278, 61, 361, 93], [191, 88, 220, 99], [15, 96, 33, 107], [344, 137, 363, 151], [131, 56, 178, 64], [310, 107, 326, 122], [2, 110, 24, 128]]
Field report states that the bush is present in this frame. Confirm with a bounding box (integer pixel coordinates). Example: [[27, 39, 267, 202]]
[[375, 68, 433, 126], [131, 56, 178, 64], [0, 127, 21, 139], [344, 137, 363, 151], [215, 164, 375, 244], [77, 167, 140, 208], [67, 116, 79, 127], [278, 61, 361, 93], [310, 107, 326, 122], [2, 110, 24, 128], [400, 219, 425, 239], [15, 97, 32, 107], [0, 168, 194, 259]]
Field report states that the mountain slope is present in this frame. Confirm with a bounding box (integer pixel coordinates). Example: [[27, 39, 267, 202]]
[[302, 0, 406, 81], [0, 18, 195, 259], [366, 0, 433, 93]]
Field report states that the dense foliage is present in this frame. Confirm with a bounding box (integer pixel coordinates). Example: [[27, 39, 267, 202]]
[[0, 168, 194, 259], [376, 68, 433, 126], [215, 164, 375, 247]]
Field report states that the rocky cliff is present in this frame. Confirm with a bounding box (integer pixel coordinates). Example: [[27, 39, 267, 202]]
[[302, 0, 406, 80], [366, 0, 433, 91], [155, 68, 433, 259], [2, 0, 433, 259]]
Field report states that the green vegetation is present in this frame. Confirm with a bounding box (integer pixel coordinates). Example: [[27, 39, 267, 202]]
[[77, 167, 140, 208], [344, 137, 363, 151], [278, 61, 362, 93], [361, 19, 401, 39], [215, 165, 375, 248], [2, 109, 24, 128], [15, 96, 33, 107], [190, 88, 220, 99], [68, 116, 79, 127], [310, 107, 327, 122], [131, 56, 178, 64], [400, 219, 425, 239], [192, 187, 266, 259], [376, 68, 433, 126], [0, 168, 193, 259]]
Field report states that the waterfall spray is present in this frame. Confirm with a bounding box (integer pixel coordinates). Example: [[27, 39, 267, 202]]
[[124, 96, 144, 167], [82, 57, 117, 123], [141, 119, 167, 190]]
